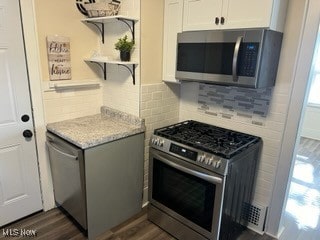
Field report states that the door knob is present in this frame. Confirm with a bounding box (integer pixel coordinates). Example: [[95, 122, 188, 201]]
[[23, 130, 33, 138], [21, 114, 30, 122]]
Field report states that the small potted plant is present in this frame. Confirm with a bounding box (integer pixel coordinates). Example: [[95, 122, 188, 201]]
[[115, 35, 134, 62]]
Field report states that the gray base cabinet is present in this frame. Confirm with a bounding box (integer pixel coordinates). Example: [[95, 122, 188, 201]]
[[85, 133, 144, 239]]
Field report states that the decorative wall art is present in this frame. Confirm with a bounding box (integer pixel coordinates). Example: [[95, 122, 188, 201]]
[[47, 35, 71, 81]]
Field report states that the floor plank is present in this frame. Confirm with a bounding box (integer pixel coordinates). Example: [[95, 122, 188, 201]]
[[0, 208, 275, 240]]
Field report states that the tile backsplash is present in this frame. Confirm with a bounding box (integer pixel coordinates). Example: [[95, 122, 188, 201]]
[[198, 84, 273, 126], [43, 87, 103, 123], [140, 83, 180, 204]]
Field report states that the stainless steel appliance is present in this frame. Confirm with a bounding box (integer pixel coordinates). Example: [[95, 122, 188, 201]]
[[148, 121, 261, 240], [176, 29, 283, 88], [46, 132, 87, 230]]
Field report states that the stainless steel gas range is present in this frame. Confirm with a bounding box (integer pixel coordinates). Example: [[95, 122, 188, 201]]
[[148, 120, 261, 240]]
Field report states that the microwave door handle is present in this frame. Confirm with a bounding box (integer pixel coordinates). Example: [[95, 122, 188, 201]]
[[155, 153, 223, 185], [232, 36, 243, 82]]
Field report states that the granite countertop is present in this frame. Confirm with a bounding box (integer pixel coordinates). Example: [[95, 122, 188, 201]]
[[46, 106, 145, 149]]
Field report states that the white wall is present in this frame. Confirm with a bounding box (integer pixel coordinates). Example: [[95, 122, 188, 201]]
[[301, 106, 320, 140], [268, 0, 320, 236], [140, 83, 180, 204], [101, 0, 141, 116]]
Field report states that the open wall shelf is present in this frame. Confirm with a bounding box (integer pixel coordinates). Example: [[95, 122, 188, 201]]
[[84, 57, 138, 85], [82, 15, 139, 85], [82, 15, 139, 44]]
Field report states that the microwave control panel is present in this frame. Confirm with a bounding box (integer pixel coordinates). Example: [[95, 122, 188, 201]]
[[238, 43, 259, 77]]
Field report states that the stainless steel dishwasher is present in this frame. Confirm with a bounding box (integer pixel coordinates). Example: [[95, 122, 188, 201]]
[[46, 132, 87, 230]]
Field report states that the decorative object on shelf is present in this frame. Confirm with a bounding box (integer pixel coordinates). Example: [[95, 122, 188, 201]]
[[46, 35, 71, 81], [76, 0, 95, 16], [108, 0, 121, 16], [83, 0, 121, 18], [115, 35, 134, 61]]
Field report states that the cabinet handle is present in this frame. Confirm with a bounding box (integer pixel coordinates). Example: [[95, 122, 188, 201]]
[[221, 17, 225, 25], [215, 17, 220, 25]]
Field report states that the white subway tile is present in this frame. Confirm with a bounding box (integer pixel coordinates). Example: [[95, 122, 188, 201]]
[[142, 93, 152, 102], [141, 109, 152, 118], [152, 92, 163, 100]]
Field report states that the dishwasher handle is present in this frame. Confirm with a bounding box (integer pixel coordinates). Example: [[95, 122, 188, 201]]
[[46, 141, 78, 160]]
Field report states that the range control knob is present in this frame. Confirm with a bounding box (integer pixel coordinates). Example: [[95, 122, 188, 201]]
[[198, 154, 205, 163], [212, 160, 217, 168], [151, 138, 165, 147], [208, 157, 213, 165], [212, 160, 221, 168], [215, 160, 221, 168]]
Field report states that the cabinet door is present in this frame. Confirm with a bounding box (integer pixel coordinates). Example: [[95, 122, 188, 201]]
[[183, 0, 223, 31], [163, 0, 183, 82], [222, 0, 273, 29]]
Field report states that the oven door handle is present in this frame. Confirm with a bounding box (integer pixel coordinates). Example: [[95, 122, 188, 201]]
[[155, 153, 223, 185]]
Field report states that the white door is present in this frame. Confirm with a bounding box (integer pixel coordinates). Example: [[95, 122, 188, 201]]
[[0, 0, 42, 226], [221, 0, 273, 29], [183, 0, 223, 31]]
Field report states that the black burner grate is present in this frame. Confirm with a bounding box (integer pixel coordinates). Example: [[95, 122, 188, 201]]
[[155, 120, 260, 158]]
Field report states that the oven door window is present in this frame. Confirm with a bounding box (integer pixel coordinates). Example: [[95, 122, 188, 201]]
[[152, 159, 215, 231]]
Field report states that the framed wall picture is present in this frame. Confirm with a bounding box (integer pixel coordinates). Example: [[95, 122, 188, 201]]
[[47, 35, 71, 80]]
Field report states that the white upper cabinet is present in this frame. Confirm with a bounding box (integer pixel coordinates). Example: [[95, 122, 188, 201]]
[[183, 0, 223, 31], [183, 0, 288, 32], [222, 0, 273, 29], [162, 0, 183, 83]]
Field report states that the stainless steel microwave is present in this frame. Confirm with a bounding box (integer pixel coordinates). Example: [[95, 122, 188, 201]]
[[176, 29, 283, 88]]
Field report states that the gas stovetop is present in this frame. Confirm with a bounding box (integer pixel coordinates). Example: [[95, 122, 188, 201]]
[[154, 120, 260, 159]]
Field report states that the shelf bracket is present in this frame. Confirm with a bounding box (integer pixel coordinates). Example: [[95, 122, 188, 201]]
[[90, 61, 107, 80], [116, 18, 135, 40], [118, 64, 136, 85], [86, 21, 105, 43]]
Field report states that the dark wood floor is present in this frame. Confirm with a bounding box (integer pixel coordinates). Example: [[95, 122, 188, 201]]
[[0, 208, 275, 240]]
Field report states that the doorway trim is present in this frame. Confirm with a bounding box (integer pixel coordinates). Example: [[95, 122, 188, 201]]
[[20, 0, 55, 211], [267, 0, 320, 236]]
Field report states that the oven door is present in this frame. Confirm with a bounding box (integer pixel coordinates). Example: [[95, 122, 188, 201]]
[[149, 148, 225, 240]]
